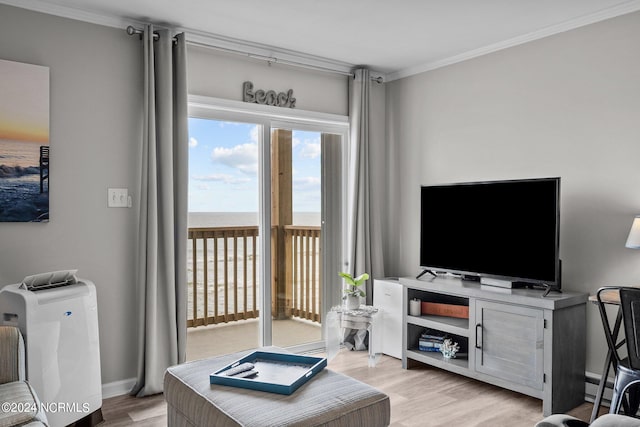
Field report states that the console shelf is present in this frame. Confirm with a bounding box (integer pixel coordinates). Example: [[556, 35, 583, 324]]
[[406, 349, 469, 371], [406, 314, 469, 337], [401, 276, 587, 417]]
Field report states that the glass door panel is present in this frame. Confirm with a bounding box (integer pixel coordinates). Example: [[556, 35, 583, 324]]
[[186, 117, 262, 360], [271, 128, 341, 349]]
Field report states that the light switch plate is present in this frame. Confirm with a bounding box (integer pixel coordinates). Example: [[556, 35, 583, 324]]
[[108, 188, 129, 208]]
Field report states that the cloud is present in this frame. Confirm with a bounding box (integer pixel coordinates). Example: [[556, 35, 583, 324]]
[[211, 142, 258, 175], [300, 140, 321, 159], [250, 125, 259, 144], [294, 176, 321, 191], [189, 137, 198, 148], [192, 173, 251, 184]]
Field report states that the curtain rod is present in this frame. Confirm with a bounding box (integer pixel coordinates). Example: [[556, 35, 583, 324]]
[[126, 26, 383, 83], [126, 25, 160, 41]]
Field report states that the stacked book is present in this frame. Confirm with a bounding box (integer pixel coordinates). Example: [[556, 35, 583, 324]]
[[418, 329, 447, 352]]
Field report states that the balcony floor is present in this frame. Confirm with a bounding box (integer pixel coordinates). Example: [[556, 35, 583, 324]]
[[186, 317, 322, 361]]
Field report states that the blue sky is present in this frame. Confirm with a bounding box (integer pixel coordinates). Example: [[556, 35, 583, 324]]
[[188, 118, 321, 212]]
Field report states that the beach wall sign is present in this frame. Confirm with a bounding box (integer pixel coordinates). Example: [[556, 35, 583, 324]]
[[242, 81, 296, 108], [0, 59, 50, 222]]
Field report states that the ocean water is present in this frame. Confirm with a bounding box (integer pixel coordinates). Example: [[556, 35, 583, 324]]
[[0, 139, 49, 222], [186, 211, 321, 319], [188, 211, 321, 228]]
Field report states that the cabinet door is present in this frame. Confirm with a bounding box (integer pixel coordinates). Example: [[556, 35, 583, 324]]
[[373, 279, 402, 359], [475, 300, 544, 390]]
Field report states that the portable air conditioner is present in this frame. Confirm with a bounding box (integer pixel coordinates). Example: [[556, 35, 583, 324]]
[[0, 270, 102, 427]]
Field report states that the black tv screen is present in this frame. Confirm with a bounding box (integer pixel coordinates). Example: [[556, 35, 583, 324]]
[[420, 177, 560, 285]]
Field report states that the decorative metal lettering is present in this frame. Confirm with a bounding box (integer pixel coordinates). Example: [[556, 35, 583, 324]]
[[243, 81, 296, 108]]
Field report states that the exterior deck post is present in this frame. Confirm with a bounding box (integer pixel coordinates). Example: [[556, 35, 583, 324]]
[[271, 129, 293, 320]]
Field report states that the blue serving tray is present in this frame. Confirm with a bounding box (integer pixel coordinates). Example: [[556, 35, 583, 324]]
[[210, 351, 327, 395]]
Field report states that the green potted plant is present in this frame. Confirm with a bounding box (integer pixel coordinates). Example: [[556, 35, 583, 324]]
[[339, 272, 369, 310]]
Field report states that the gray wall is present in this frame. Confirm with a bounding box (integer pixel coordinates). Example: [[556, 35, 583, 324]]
[[0, 5, 142, 385], [0, 4, 348, 385], [188, 45, 348, 115], [385, 11, 640, 374]]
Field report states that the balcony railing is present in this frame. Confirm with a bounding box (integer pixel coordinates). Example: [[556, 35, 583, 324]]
[[187, 225, 321, 327], [286, 226, 321, 322]]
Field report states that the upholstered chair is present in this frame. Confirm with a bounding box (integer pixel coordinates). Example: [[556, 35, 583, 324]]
[[0, 325, 49, 426]]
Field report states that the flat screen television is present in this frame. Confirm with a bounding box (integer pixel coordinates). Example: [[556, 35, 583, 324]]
[[419, 177, 560, 289]]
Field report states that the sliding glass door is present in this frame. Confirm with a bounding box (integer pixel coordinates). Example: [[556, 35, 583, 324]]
[[185, 99, 346, 358]]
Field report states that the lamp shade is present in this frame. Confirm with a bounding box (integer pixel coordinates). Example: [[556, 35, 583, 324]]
[[626, 216, 640, 249]]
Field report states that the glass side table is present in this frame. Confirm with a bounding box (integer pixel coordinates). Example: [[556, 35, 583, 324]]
[[325, 305, 382, 367]]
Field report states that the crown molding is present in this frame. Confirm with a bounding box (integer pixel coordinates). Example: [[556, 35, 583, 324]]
[[0, 0, 136, 28], [387, 0, 640, 82], [0, 0, 360, 77], [4, 0, 635, 83]]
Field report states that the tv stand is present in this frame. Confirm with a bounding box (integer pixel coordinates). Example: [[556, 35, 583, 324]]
[[400, 275, 586, 416], [415, 269, 437, 279], [539, 284, 562, 297]]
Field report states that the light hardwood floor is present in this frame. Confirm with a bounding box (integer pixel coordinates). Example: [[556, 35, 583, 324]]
[[101, 350, 603, 426]]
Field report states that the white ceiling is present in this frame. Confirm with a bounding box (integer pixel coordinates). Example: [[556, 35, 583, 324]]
[[4, 0, 640, 80]]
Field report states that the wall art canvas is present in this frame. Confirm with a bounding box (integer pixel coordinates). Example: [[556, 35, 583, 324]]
[[0, 59, 50, 222]]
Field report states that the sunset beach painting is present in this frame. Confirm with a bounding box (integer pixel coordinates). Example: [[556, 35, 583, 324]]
[[0, 59, 49, 222]]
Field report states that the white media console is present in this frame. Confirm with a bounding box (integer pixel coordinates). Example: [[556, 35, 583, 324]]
[[400, 275, 587, 416]]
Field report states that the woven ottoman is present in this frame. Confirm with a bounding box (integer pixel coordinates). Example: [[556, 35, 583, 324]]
[[164, 347, 390, 427]]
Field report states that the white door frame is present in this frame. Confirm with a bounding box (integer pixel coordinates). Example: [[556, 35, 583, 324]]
[[188, 95, 348, 351]]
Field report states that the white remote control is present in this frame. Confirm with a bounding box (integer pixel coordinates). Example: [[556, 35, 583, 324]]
[[223, 362, 255, 376]]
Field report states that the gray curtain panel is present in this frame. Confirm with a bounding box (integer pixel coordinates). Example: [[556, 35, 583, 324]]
[[131, 25, 188, 397], [348, 68, 384, 305]]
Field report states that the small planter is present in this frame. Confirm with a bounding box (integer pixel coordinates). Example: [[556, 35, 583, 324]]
[[339, 272, 369, 311], [345, 295, 360, 310]]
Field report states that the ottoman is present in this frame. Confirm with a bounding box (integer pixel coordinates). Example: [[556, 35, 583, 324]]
[[164, 347, 390, 427]]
